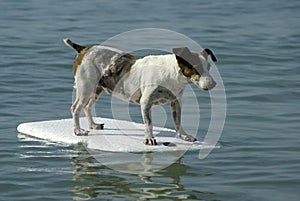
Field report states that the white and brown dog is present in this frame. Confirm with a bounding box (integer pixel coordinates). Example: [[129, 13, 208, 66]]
[[64, 38, 217, 145]]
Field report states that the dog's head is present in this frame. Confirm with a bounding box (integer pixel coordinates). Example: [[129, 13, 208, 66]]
[[173, 47, 217, 91]]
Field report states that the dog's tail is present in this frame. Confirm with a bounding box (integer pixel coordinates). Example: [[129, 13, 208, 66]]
[[63, 38, 86, 53]]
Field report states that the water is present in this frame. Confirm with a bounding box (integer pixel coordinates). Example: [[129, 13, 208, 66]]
[[1, 0, 300, 200]]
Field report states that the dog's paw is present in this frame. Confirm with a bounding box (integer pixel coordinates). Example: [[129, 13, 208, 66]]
[[90, 123, 104, 130], [74, 128, 89, 136], [178, 134, 197, 142], [144, 138, 158, 145]]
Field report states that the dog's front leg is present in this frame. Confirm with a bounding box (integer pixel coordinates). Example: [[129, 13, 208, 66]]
[[171, 100, 197, 142], [140, 95, 157, 145]]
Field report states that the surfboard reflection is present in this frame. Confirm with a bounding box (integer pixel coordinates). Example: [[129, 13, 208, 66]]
[[70, 144, 213, 200]]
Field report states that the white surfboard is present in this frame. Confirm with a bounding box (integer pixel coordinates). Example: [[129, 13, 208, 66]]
[[17, 117, 214, 152]]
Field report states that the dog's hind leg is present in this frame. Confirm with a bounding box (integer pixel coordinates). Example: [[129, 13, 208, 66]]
[[71, 97, 89, 136], [71, 81, 98, 136], [83, 86, 104, 130], [171, 100, 197, 142]]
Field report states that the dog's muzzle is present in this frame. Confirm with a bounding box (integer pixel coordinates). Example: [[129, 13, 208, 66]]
[[199, 75, 216, 91]]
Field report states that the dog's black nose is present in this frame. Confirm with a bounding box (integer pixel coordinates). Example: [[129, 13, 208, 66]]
[[206, 80, 216, 91]]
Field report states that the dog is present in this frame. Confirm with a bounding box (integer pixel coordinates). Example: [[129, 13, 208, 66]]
[[63, 38, 217, 145]]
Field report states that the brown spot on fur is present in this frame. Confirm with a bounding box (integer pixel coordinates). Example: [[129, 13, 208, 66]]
[[177, 61, 199, 77], [100, 53, 137, 92], [114, 55, 134, 76], [73, 46, 92, 76], [123, 53, 140, 60]]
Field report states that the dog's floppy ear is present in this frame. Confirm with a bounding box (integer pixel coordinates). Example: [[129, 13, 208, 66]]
[[173, 47, 204, 76], [199, 48, 217, 62], [173, 47, 201, 68]]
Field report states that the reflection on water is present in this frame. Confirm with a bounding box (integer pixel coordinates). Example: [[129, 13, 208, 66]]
[[18, 131, 215, 200], [89, 148, 187, 174], [70, 144, 214, 200]]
